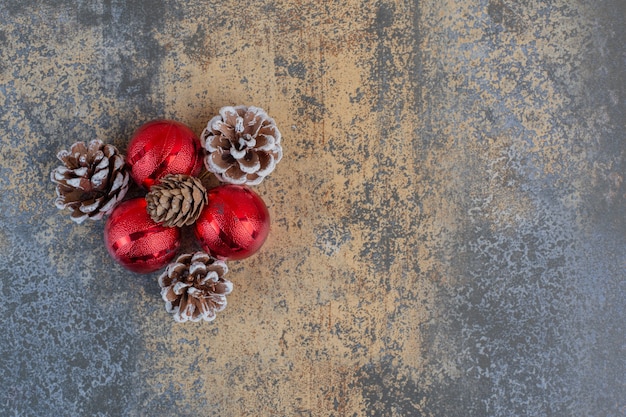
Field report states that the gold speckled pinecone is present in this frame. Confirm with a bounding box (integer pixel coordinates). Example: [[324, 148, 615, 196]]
[[158, 252, 233, 323], [51, 140, 129, 223], [145, 174, 207, 227], [201, 105, 283, 186]]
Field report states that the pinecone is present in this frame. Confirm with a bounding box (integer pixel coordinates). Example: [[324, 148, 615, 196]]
[[158, 252, 233, 323], [201, 105, 283, 186], [145, 174, 207, 227], [51, 140, 130, 224]]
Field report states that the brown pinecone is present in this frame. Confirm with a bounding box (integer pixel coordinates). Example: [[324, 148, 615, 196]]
[[158, 252, 233, 323], [51, 140, 130, 223], [145, 174, 207, 227], [201, 105, 283, 185]]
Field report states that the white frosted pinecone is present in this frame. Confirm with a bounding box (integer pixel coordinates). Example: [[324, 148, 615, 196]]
[[201, 105, 283, 186], [50, 140, 129, 223], [158, 252, 233, 323]]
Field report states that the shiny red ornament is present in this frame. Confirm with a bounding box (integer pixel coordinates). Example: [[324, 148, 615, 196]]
[[104, 198, 181, 273], [194, 185, 270, 260], [126, 120, 203, 188]]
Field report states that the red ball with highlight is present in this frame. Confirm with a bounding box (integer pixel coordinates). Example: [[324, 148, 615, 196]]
[[104, 198, 181, 273], [126, 120, 203, 188], [194, 185, 270, 260]]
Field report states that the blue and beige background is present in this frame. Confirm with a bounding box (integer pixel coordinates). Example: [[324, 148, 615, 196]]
[[1, 0, 625, 416]]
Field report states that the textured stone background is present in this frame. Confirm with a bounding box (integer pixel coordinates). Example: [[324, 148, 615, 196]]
[[1, 0, 625, 416]]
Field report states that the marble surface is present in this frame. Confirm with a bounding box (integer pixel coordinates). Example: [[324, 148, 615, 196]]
[[1, 0, 625, 416]]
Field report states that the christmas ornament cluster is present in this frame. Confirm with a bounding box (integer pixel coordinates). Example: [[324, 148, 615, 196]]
[[51, 105, 282, 323]]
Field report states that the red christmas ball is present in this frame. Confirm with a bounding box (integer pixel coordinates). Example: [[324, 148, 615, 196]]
[[126, 120, 203, 188], [194, 185, 270, 260], [104, 198, 181, 273]]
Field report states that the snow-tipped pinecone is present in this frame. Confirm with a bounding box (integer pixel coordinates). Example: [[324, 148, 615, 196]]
[[158, 252, 233, 323], [201, 105, 283, 186], [145, 174, 207, 227], [51, 140, 129, 223]]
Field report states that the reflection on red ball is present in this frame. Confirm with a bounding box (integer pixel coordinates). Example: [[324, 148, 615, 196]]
[[194, 185, 270, 260], [126, 120, 203, 188], [104, 198, 180, 273]]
